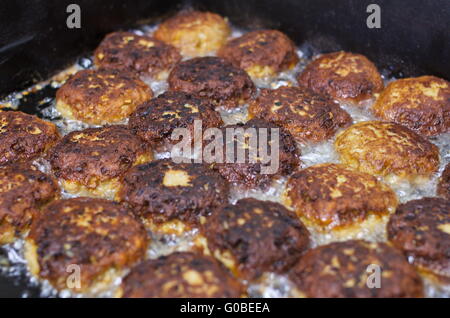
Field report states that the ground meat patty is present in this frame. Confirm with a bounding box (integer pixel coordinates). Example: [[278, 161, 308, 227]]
[[202, 198, 310, 281], [218, 29, 299, 78], [168, 56, 255, 109], [284, 163, 397, 231], [94, 31, 181, 79], [297, 51, 384, 103], [154, 10, 231, 57], [334, 121, 440, 180], [372, 76, 450, 137], [128, 91, 223, 151], [438, 164, 450, 200], [0, 110, 59, 166], [25, 197, 148, 292], [387, 197, 450, 281], [119, 252, 244, 298], [118, 159, 229, 232], [56, 68, 152, 124], [212, 118, 301, 188], [48, 125, 152, 199], [0, 163, 59, 244], [248, 86, 351, 142], [289, 240, 424, 298]]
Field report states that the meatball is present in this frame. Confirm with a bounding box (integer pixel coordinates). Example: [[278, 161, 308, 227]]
[[289, 240, 424, 298], [297, 51, 384, 103], [25, 197, 148, 292], [154, 10, 231, 57], [372, 76, 450, 136], [118, 252, 244, 298], [284, 163, 397, 233], [218, 30, 299, 78], [94, 31, 181, 80], [48, 125, 152, 199], [0, 163, 59, 244], [56, 68, 152, 124], [118, 159, 229, 234], [168, 56, 255, 109], [387, 197, 450, 281], [202, 198, 310, 281], [437, 164, 450, 200], [128, 91, 223, 151], [334, 121, 440, 180], [248, 86, 352, 142], [212, 118, 301, 188], [0, 110, 59, 166]]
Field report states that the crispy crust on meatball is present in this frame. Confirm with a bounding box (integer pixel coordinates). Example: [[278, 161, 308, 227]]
[[297, 51, 384, 103], [387, 197, 450, 281], [334, 121, 440, 180], [218, 30, 299, 78], [0, 111, 60, 166], [56, 69, 152, 124], [128, 91, 223, 151], [48, 126, 152, 199], [0, 164, 59, 244], [289, 240, 424, 298], [212, 118, 301, 188], [284, 163, 397, 231], [25, 197, 148, 292], [119, 252, 244, 298], [202, 198, 310, 281], [168, 57, 255, 109], [118, 159, 229, 232], [372, 76, 450, 136], [154, 10, 231, 57], [438, 164, 450, 200], [94, 32, 181, 80], [248, 86, 352, 142]]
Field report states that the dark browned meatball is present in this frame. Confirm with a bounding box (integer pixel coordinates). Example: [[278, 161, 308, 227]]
[[289, 240, 424, 298], [438, 164, 450, 200]]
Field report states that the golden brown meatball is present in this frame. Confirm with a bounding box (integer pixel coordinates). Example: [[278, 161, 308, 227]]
[[334, 121, 440, 181], [218, 30, 299, 78], [56, 69, 152, 125], [0, 163, 59, 244], [289, 240, 424, 298], [248, 86, 352, 142], [25, 197, 148, 292], [297, 51, 384, 103], [0, 110, 59, 166], [437, 164, 450, 200], [372, 76, 450, 136], [154, 10, 231, 57], [118, 252, 244, 298], [48, 126, 152, 199], [94, 32, 181, 80], [284, 163, 397, 234]]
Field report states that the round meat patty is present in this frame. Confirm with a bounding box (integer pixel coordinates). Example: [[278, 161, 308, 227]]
[[437, 164, 450, 200]]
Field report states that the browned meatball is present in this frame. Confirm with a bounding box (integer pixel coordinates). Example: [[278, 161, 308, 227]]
[[212, 118, 301, 188], [154, 10, 231, 57], [25, 197, 148, 292], [119, 252, 244, 298], [248, 86, 352, 142], [297, 51, 384, 103], [372, 76, 450, 136], [128, 91, 223, 151], [118, 159, 229, 234], [289, 240, 424, 298], [284, 164, 397, 232], [218, 30, 299, 78], [202, 198, 310, 281], [0, 110, 59, 166], [0, 163, 59, 244], [94, 32, 181, 80], [438, 164, 450, 200], [387, 197, 450, 281], [168, 57, 255, 109], [56, 68, 152, 124], [48, 126, 152, 199]]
